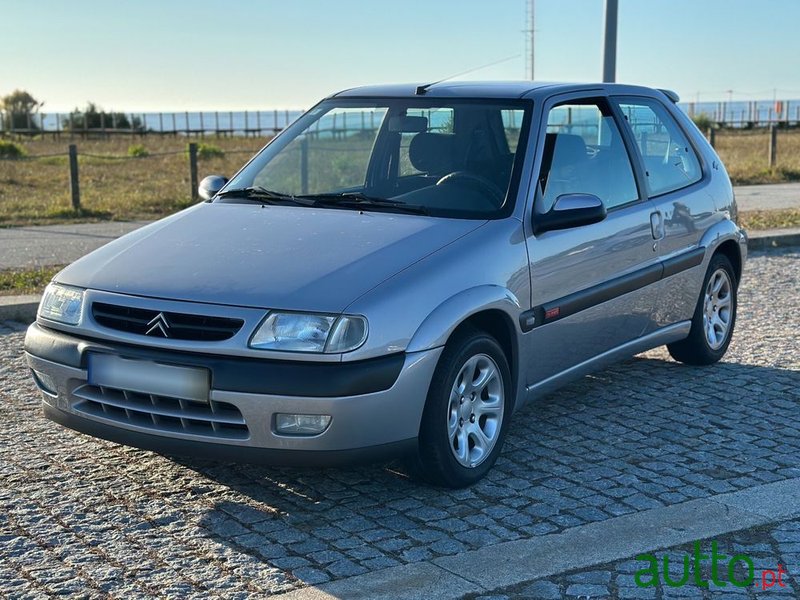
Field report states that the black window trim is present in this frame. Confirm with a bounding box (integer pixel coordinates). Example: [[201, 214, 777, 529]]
[[610, 94, 707, 200]]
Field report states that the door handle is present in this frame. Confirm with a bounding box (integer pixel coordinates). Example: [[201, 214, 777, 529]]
[[650, 211, 665, 240]]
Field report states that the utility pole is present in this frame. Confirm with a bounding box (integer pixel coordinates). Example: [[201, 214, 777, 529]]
[[527, 0, 535, 80], [602, 0, 618, 83]]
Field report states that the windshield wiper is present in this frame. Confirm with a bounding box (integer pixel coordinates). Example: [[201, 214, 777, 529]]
[[299, 192, 429, 215], [217, 186, 315, 206]]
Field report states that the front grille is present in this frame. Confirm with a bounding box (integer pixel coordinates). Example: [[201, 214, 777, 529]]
[[92, 302, 244, 341], [73, 385, 249, 440]]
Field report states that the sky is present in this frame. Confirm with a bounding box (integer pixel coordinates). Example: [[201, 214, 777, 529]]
[[2, 0, 800, 112]]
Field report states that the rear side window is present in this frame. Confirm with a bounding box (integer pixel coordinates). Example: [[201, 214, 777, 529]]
[[615, 98, 702, 197], [539, 101, 639, 211]]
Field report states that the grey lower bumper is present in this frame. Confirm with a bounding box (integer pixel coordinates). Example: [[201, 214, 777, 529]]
[[25, 323, 443, 462], [42, 402, 417, 466]]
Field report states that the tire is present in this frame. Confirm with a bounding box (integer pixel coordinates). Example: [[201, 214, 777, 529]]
[[668, 253, 738, 366], [407, 325, 513, 488]]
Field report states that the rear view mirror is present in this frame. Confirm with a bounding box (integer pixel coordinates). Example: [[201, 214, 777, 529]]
[[533, 193, 607, 234], [388, 115, 428, 133]]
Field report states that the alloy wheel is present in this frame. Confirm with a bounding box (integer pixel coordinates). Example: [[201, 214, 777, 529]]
[[446, 353, 505, 468], [703, 268, 733, 350]]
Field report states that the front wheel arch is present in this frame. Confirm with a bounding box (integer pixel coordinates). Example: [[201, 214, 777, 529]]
[[405, 286, 523, 408], [408, 324, 514, 487], [448, 309, 519, 411]]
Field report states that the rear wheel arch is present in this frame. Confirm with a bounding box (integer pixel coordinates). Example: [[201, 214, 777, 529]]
[[714, 239, 743, 284]]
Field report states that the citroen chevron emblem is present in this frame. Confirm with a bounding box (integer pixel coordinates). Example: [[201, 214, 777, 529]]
[[145, 312, 171, 337]]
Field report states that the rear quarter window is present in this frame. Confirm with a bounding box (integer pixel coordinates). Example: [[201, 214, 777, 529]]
[[615, 97, 703, 197]]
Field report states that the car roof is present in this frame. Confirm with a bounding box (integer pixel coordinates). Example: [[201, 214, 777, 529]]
[[331, 81, 674, 101]]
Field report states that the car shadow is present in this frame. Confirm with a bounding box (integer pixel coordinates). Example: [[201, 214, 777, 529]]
[[172, 354, 800, 582]]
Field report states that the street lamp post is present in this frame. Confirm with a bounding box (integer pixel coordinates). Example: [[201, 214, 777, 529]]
[[602, 0, 618, 83]]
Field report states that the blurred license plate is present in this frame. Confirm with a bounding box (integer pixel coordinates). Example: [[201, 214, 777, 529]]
[[87, 353, 210, 402]]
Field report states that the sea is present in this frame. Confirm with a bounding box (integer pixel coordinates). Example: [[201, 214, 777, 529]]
[[15, 99, 800, 135]]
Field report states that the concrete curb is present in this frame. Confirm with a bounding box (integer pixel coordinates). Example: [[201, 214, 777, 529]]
[[0, 294, 39, 323], [747, 228, 800, 250], [275, 478, 800, 600]]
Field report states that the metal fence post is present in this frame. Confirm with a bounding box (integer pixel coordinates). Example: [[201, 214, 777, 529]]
[[769, 125, 778, 168], [68, 144, 81, 210], [189, 142, 199, 201], [300, 136, 309, 195], [707, 128, 716, 148]]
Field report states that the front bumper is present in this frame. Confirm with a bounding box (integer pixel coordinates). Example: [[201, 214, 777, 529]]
[[25, 323, 442, 465]]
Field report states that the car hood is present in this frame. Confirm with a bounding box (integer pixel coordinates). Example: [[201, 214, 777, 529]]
[[57, 202, 486, 312]]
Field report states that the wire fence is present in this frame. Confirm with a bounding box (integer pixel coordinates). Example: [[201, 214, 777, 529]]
[[682, 99, 800, 127], [0, 109, 304, 138], [0, 132, 282, 226], [1, 100, 799, 138]]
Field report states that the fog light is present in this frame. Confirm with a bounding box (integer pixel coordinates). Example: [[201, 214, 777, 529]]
[[275, 413, 331, 436], [31, 369, 57, 396]]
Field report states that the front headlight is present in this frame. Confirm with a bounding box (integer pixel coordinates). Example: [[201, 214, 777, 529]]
[[38, 283, 84, 325], [249, 312, 368, 353]]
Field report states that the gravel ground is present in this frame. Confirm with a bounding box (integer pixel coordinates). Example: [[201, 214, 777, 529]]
[[1, 248, 798, 598]]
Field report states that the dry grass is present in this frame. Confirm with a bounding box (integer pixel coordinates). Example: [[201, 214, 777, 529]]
[[0, 135, 266, 226], [0, 129, 799, 227], [738, 208, 800, 231], [714, 128, 800, 184], [0, 264, 64, 295]]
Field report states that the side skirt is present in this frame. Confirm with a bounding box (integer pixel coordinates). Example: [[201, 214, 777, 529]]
[[522, 320, 691, 404]]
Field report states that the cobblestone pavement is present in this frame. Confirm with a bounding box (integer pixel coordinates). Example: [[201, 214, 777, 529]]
[[468, 519, 800, 600], [1, 248, 798, 598]]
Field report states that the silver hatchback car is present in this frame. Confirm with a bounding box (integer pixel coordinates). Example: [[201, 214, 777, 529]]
[[25, 82, 746, 487]]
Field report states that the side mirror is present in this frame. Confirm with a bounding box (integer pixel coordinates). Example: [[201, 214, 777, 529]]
[[198, 175, 228, 201], [533, 193, 607, 235]]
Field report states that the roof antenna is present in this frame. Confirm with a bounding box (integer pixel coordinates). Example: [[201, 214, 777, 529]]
[[415, 54, 521, 95]]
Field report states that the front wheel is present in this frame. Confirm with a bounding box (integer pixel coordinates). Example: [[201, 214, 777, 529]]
[[668, 253, 738, 365], [408, 326, 512, 488]]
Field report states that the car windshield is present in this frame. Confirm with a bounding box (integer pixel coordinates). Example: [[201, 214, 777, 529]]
[[221, 98, 531, 219]]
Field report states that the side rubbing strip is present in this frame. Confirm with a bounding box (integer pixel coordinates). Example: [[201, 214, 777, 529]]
[[538, 263, 662, 326], [524, 247, 706, 331], [661, 247, 705, 278]]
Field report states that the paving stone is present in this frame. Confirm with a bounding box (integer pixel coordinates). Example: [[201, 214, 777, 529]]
[[517, 579, 561, 599], [564, 583, 610, 597]]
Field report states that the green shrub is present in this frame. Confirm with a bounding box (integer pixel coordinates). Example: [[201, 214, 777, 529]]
[[64, 102, 143, 132], [191, 143, 224, 159], [692, 113, 714, 132], [127, 144, 149, 158], [0, 140, 26, 159]]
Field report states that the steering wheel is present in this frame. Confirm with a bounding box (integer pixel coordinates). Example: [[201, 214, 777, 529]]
[[436, 171, 505, 205]]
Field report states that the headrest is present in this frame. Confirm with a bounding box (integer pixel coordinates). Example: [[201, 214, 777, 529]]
[[546, 133, 588, 166], [408, 132, 456, 174]]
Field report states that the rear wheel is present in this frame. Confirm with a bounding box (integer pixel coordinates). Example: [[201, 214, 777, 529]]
[[408, 326, 512, 488], [668, 253, 738, 365]]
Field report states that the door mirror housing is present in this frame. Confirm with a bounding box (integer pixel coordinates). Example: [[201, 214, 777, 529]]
[[533, 193, 607, 235], [198, 175, 228, 201]]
